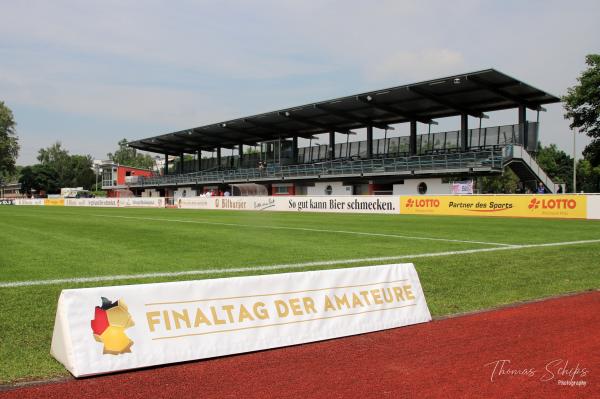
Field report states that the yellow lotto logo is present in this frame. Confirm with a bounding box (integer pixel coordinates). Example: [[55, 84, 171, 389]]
[[44, 198, 65, 206], [401, 195, 586, 219]]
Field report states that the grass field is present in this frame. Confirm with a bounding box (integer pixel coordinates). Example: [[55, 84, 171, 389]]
[[1, 205, 599, 384]]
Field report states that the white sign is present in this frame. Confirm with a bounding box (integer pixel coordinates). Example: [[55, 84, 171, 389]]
[[451, 181, 474, 194], [51, 263, 431, 377], [64, 198, 119, 207], [120, 197, 164, 208], [62, 198, 164, 208], [178, 196, 398, 214], [14, 198, 45, 206], [286, 196, 397, 213]]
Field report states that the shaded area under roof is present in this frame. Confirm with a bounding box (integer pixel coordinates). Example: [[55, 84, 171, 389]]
[[129, 69, 560, 155]]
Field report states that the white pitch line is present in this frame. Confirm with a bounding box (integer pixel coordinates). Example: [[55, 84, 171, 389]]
[[92, 214, 514, 247], [2, 239, 599, 289]]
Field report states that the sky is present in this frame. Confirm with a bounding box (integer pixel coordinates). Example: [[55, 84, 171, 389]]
[[1, 0, 599, 165]]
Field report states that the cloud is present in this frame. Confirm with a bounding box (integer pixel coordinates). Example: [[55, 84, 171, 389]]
[[367, 48, 466, 82], [2, 0, 600, 165]]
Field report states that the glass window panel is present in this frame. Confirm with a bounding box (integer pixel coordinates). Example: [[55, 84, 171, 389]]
[[432, 132, 443, 150], [340, 142, 348, 158], [445, 131, 458, 149], [486, 127, 499, 146], [335, 143, 343, 158], [358, 141, 368, 158], [398, 136, 410, 153], [389, 137, 399, 155], [319, 145, 327, 160]]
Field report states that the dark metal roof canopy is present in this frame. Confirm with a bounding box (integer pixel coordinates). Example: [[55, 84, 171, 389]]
[[129, 69, 560, 155]]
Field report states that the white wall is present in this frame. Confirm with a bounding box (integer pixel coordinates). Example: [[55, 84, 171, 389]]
[[173, 187, 195, 199], [587, 194, 600, 219], [141, 189, 161, 198], [306, 181, 353, 196], [393, 178, 450, 195]]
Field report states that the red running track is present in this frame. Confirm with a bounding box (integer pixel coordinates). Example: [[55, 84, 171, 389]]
[[2, 291, 598, 399]]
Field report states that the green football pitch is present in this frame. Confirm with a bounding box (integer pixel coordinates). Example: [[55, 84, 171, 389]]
[[1, 205, 599, 383]]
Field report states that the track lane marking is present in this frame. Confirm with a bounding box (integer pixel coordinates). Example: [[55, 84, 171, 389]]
[[2, 239, 599, 288]]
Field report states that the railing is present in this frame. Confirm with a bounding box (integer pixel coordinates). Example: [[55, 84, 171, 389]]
[[132, 150, 503, 188], [169, 122, 535, 174], [504, 145, 558, 193]]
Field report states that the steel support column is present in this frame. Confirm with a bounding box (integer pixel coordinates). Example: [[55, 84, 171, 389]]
[[216, 147, 222, 168], [197, 150, 201, 171], [164, 153, 169, 175], [292, 136, 298, 163], [179, 153, 184, 173], [409, 121, 417, 156], [518, 105, 528, 148], [460, 113, 469, 151], [366, 126, 373, 159], [329, 131, 335, 160]]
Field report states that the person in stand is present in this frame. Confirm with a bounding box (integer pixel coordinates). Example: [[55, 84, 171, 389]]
[[557, 185, 563, 194], [224, 190, 231, 197], [537, 182, 546, 194]]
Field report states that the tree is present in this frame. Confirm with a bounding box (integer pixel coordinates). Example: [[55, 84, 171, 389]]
[[477, 168, 520, 193], [576, 159, 600, 193], [535, 143, 574, 192], [31, 143, 97, 192], [37, 142, 70, 184], [563, 54, 600, 166], [0, 101, 20, 175], [68, 155, 95, 189], [108, 139, 155, 170], [19, 164, 59, 195]]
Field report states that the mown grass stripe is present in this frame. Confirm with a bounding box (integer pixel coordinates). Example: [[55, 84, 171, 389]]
[[2, 239, 598, 288], [93, 213, 514, 247]]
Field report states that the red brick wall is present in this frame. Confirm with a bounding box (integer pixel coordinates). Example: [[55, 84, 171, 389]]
[[116, 166, 154, 185]]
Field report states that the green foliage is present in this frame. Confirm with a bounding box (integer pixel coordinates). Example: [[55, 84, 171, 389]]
[[477, 168, 520, 193], [582, 139, 600, 166], [535, 143, 574, 192], [90, 190, 107, 197], [108, 139, 155, 170], [532, 142, 600, 193], [37, 142, 71, 186], [68, 154, 96, 189], [576, 159, 600, 193], [563, 54, 600, 166], [0, 101, 20, 175], [19, 142, 96, 194], [19, 164, 59, 194]]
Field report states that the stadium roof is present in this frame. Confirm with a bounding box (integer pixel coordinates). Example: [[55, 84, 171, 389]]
[[129, 69, 561, 155]]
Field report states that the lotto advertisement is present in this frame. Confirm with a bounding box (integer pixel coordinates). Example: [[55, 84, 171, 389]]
[[400, 195, 587, 219]]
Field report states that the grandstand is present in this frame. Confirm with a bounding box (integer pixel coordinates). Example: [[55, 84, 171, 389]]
[[128, 69, 560, 196]]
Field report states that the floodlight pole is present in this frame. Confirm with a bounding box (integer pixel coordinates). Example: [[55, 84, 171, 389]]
[[573, 127, 577, 193]]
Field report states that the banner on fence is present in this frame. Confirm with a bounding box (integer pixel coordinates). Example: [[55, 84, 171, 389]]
[[44, 198, 65, 206], [14, 198, 45, 206], [450, 180, 474, 194], [400, 195, 587, 219], [51, 263, 431, 377], [10, 194, 597, 220], [120, 197, 165, 208], [63, 197, 164, 208], [178, 196, 398, 214]]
